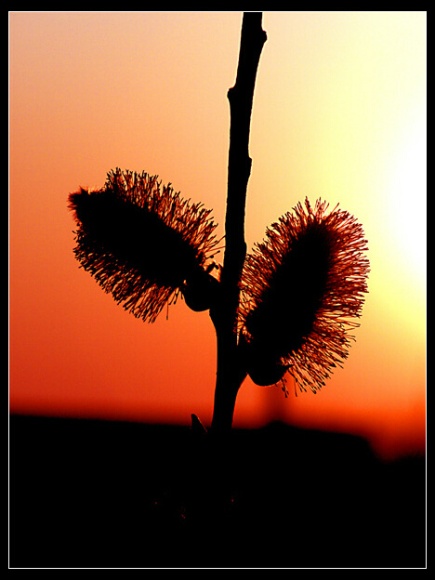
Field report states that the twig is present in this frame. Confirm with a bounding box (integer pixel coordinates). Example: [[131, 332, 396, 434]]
[[210, 13, 267, 434]]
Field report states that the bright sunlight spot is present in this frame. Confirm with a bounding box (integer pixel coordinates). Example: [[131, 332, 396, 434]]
[[386, 110, 426, 287]]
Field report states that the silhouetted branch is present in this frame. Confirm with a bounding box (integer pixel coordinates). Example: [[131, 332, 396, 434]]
[[210, 13, 267, 434], [67, 13, 370, 457]]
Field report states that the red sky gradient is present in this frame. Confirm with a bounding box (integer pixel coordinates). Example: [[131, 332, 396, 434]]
[[9, 11, 426, 460]]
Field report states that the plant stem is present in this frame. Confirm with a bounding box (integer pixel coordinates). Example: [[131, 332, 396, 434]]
[[210, 12, 266, 434]]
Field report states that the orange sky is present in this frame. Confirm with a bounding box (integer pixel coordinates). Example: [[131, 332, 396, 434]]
[[9, 11, 426, 460]]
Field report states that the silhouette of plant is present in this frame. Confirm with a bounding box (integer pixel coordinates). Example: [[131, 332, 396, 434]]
[[69, 169, 220, 323], [68, 13, 369, 437], [239, 198, 369, 395]]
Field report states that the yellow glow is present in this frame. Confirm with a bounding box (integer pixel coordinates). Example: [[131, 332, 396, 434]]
[[385, 110, 426, 286]]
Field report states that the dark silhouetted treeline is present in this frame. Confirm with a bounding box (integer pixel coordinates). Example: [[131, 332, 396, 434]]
[[10, 415, 425, 568]]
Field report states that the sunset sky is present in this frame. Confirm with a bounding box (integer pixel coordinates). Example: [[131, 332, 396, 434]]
[[9, 11, 426, 460]]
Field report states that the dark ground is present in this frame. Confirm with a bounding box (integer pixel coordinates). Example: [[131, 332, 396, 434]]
[[9, 414, 426, 569]]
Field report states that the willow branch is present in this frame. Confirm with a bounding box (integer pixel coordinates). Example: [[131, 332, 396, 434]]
[[210, 12, 267, 434]]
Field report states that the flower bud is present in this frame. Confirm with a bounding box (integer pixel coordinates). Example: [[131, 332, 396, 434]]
[[68, 168, 219, 323], [238, 198, 370, 393], [182, 270, 220, 312]]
